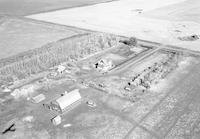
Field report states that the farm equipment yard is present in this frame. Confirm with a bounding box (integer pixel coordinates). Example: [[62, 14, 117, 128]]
[[1, 32, 200, 139], [1, 0, 200, 139]]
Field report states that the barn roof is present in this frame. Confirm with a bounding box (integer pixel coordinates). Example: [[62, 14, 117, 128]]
[[55, 89, 81, 111]]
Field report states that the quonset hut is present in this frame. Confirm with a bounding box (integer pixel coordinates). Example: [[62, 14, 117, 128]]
[[50, 89, 82, 113]]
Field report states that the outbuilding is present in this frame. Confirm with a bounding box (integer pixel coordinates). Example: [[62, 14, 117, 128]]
[[57, 65, 66, 74], [50, 89, 82, 113], [31, 94, 46, 103], [51, 115, 61, 126]]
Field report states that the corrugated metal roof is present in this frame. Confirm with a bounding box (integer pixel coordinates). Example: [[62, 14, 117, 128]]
[[55, 89, 81, 111]]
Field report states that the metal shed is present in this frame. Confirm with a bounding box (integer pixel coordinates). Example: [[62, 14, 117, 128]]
[[51, 89, 82, 113]]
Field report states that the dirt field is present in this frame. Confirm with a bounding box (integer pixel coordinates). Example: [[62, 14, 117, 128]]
[[28, 0, 200, 52], [143, 0, 200, 23], [0, 0, 116, 16], [0, 17, 84, 59]]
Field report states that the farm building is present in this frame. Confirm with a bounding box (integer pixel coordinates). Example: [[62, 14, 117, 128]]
[[94, 58, 115, 73], [51, 115, 62, 126], [31, 94, 46, 103], [50, 89, 82, 113], [57, 65, 66, 74]]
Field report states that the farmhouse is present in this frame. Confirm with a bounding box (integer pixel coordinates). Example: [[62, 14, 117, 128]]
[[95, 58, 115, 73], [50, 89, 82, 113]]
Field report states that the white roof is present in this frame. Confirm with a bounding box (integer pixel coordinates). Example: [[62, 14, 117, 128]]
[[56, 89, 81, 111], [32, 94, 45, 103], [57, 65, 66, 72]]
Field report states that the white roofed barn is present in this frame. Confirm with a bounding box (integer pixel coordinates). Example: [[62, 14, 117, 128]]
[[50, 89, 82, 113]]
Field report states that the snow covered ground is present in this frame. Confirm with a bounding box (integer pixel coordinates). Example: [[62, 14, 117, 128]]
[[28, 0, 200, 52]]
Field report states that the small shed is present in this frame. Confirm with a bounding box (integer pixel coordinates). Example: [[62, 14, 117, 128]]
[[57, 65, 66, 73], [51, 115, 61, 126], [31, 94, 46, 103], [51, 89, 82, 113]]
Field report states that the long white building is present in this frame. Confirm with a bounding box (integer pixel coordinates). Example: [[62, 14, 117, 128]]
[[50, 89, 82, 113]]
